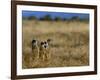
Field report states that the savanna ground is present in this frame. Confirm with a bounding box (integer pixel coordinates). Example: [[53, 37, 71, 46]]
[[22, 20, 89, 69]]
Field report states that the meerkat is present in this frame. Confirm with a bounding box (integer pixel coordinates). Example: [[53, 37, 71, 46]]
[[31, 39, 39, 60], [39, 39, 52, 61]]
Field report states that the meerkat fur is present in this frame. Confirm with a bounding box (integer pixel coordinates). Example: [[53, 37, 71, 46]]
[[31, 39, 39, 60], [39, 39, 51, 61]]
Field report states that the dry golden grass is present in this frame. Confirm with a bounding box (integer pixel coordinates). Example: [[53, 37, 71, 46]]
[[22, 20, 89, 69]]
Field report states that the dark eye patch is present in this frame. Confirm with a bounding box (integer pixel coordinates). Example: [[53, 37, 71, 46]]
[[41, 42, 44, 45], [44, 41, 47, 44]]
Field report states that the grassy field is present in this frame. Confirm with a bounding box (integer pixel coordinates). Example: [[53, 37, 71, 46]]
[[22, 20, 89, 69]]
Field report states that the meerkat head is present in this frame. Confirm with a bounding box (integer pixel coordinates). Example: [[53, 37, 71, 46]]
[[32, 39, 38, 49], [40, 41, 49, 49], [40, 39, 52, 49]]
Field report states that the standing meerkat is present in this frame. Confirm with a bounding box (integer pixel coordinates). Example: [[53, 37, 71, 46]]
[[31, 39, 39, 60], [39, 39, 52, 61]]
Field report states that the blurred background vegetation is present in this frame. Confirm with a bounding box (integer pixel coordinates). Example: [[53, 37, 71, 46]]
[[22, 14, 89, 22]]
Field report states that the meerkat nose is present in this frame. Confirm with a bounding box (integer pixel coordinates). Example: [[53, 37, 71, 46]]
[[44, 46, 46, 48]]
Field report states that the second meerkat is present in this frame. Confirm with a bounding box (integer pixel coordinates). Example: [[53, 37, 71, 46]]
[[31, 39, 39, 60]]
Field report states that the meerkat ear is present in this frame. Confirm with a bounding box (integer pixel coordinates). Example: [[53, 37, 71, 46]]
[[32, 39, 36, 43], [47, 39, 52, 43]]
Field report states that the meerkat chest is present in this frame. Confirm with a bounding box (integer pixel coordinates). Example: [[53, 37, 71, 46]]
[[40, 48, 50, 54], [32, 47, 39, 53]]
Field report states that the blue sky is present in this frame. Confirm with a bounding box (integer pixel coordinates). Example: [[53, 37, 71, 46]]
[[22, 10, 89, 19]]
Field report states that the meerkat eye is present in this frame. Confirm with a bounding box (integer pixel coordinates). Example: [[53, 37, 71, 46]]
[[44, 41, 47, 44], [41, 42, 44, 45]]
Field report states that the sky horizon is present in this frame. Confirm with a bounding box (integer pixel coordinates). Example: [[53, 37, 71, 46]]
[[22, 10, 89, 20]]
